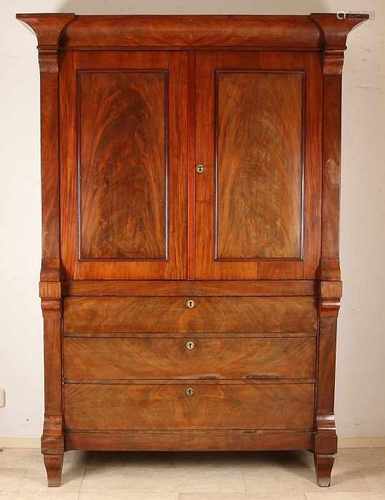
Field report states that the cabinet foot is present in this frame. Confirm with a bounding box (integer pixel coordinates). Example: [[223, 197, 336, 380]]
[[44, 453, 63, 487], [314, 453, 334, 487]]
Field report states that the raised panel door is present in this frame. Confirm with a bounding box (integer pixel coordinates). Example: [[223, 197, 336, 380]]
[[61, 52, 188, 279], [193, 52, 322, 279]]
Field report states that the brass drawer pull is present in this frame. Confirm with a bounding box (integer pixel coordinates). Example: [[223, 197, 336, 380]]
[[185, 340, 195, 350], [185, 299, 196, 309], [185, 387, 194, 397], [196, 163, 205, 174]]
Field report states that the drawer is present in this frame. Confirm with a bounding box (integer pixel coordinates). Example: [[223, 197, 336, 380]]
[[64, 337, 316, 381], [64, 296, 317, 334], [64, 383, 315, 430]]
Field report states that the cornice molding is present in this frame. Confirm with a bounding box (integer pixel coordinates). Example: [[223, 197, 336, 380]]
[[17, 13, 76, 73], [16, 13, 76, 49], [310, 13, 369, 74], [16, 13, 368, 52]]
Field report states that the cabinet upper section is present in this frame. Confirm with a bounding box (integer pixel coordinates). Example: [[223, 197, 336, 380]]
[[17, 13, 368, 283], [17, 13, 368, 51]]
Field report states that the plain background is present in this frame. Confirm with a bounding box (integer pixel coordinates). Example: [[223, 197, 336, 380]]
[[0, 0, 384, 442]]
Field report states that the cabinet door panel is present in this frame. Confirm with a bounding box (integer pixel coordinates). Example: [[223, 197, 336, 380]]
[[217, 71, 303, 260], [194, 52, 322, 279], [61, 52, 188, 279], [79, 71, 167, 260]]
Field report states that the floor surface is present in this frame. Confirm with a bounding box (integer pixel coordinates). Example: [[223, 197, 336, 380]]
[[0, 447, 384, 499]]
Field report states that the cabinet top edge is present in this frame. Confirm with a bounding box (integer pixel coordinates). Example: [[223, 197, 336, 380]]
[[16, 13, 369, 18], [16, 13, 368, 51]]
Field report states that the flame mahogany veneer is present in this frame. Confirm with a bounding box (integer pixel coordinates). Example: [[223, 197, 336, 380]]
[[17, 12, 368, 487]]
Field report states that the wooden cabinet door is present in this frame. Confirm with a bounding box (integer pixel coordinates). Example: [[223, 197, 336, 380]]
[[193, 52, 322, 279], [61, 52, 188, 279]]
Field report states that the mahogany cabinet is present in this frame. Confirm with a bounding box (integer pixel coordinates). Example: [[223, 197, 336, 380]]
[[17, 13, 368, 487]]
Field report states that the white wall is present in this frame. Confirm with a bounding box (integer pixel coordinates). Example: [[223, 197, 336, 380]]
[[0, 0, 384, 441]]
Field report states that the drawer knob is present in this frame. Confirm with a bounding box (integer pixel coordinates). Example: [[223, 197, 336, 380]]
[[196, 163, 205, 174], [185, 387, 194, 397], [185, 299, 196, 309], [185, 340, 195, 350]]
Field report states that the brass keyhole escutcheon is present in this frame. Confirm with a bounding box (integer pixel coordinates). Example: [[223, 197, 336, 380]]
[[185, 340, 195, 350], [186, 299, 196, 309], [196, 163, 205, 174], [185, 387, 194, 397]]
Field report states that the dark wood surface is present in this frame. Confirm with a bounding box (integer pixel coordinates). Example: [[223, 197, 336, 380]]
[[60, 51, 188, 280], [64, 383, 315, 430], [194, 51, 322, 279], [64, 337, 316, 381], [16, 13, 77, 489], [17, 12, 368, 487], [63, 15, 322, 49], [216, 70, 303, 260], [64, 279, 316, 296], [78, 70, 167, 260], [65, 429, 313, 451], [63, 296, 317, 334], [309, 14, 366, 485]]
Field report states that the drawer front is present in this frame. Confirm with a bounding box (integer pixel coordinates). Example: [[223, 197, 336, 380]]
[[64, 297, 317, 334], [64, 383, 315, 430], [64, 337, 316, 381]]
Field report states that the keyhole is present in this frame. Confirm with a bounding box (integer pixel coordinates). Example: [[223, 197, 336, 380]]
[[186, 299, 196, 309], [185, 340, 195, 350]]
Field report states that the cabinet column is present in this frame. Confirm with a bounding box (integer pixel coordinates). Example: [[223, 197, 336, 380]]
[[316, 46, 344, 487], [310, 13, 368, 487], [17, 13, 75, 487]]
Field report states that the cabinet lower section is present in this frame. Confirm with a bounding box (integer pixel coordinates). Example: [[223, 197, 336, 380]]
[[63, 293, 317, 436], [55, 286, 335, 488]]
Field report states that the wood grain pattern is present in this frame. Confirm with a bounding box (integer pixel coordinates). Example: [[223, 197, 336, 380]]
[[216, 71, 303, 259], [64, 383, 315, 430], [64, 337, 316, 381], [64, 279, 316, 297], [63, 296, 317, 334], [317, 316, 338, 412], [79, 70, 167, 260], [319, 74, 342, 277], [194, 51, 322, 279], [65, 429, 313, 451], [187, 51, 196, 279], [60, 51, 188, 279], [64, 15, 322, 49]]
